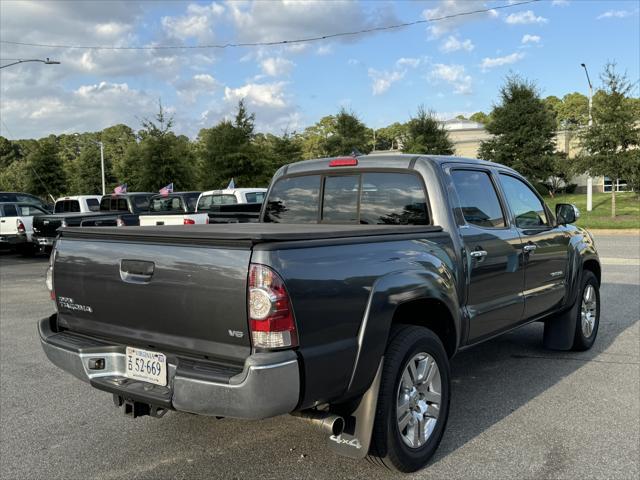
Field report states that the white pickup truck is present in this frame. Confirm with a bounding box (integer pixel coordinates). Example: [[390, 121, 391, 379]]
[[53, 195, 102, 214], [138, 192, 204, 226], [0, 202, 50, 254], [139, 189, 268, 226]]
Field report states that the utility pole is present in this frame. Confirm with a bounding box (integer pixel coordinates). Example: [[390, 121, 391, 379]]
[[581, 63, 593, 212]]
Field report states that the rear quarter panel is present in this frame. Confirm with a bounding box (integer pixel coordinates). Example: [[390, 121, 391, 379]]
[[252, 232, 458, 407]]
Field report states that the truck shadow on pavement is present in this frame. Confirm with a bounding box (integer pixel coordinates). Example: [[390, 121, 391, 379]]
[[83, 281, 637, 480]]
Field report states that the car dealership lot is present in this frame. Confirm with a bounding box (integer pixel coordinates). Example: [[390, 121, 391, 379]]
[[1, 234, 638, 480]]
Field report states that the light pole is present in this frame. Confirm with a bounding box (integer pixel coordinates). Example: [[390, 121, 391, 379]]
[[580, 63, 593, 211], [0, 58, 61, 69], [96, 141, 106, 196]]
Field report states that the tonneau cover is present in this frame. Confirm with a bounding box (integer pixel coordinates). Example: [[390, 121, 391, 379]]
[[60, 223, 442, 245]]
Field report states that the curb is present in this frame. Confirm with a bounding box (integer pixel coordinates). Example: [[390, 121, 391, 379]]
[[589, 229, 639, 236]]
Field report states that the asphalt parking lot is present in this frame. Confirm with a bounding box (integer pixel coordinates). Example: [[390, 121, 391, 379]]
[[1, 234, 638, 480]]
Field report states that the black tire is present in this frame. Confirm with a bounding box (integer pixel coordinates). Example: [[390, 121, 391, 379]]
[[368, 325, 451, 472], [571, 270, 600, 351]]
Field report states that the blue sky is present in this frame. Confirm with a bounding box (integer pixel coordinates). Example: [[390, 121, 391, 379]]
[[1, 0, 638, 139]]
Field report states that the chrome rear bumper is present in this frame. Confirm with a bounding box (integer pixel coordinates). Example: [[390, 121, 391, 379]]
[[38, 316, 300, 419]]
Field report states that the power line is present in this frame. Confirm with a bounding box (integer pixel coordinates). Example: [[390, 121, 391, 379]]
[[0, 0, 540, 52]]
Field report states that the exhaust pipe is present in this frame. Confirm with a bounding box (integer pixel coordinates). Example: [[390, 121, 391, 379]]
[[292, 410, 345, 436]]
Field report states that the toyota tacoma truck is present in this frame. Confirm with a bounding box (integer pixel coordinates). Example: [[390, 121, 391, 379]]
[[39, 154, 601, 472]]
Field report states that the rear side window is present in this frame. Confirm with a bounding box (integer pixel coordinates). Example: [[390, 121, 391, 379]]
[[19, 205, 47, 216], [450, 170, 506, 228], [86, 199, 100, 211], [117, 198, 129, 211], [359, 173, 429, 225], [0, 194, 17, 202], [184, 193, 200, 212], [99, 197, 112, 211], [263, 175, 321, 223], [245, 191, 266, 204], [1, 204, 18, 217], [499, 174, 548, 228]]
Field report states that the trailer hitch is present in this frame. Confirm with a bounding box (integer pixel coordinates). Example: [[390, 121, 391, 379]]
[[112, 394, 168, 419]]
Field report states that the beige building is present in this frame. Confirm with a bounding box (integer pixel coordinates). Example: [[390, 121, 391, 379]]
[[442, 119, 608, 193]]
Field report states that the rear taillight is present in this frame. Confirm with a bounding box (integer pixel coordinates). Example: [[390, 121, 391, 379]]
[[45, 252, 55, 302], [248, 264, 297, 349], [183, 218, 196, 225], [205, 216, 210, 224], [16, 219, 26, 233]]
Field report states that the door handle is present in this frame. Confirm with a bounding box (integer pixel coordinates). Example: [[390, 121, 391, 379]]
[[469, 250, 488, 259], [119, 259, 155, 284], [523, 244, 537, 253]]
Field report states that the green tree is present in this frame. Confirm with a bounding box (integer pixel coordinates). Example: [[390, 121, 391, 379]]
[[403, 106, 454, 155], [198, 100, 269, 188], [320, 108, 371, 157], [478, 75, 557, 183], [25, 136, 65, 199], [469, 111, 490, 125], [70, 143, 103, 194], [374, 122, 407, 150], [574, 63, 640, 217], [0, 136, 21, 169], [300, 115, 336, 158], [123, 102, 196, 191], [101, 124, 136, 188]]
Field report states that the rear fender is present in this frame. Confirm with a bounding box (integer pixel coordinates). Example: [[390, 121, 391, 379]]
[[344, 266, 460, 398]]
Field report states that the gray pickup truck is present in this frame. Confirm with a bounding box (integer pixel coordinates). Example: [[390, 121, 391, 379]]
[[39, 154, 601, 472]]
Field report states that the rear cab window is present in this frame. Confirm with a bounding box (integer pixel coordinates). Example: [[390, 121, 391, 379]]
[[244, 191, 266, 204], [54, 200, 81, 213], [263, 171, 429, 225], [197, 194, 238, 210], [150, 196, 184, 213]]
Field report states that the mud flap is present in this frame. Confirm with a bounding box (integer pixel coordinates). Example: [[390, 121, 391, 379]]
[[543, 299, 579, 350], [327, 358, 383, 459]]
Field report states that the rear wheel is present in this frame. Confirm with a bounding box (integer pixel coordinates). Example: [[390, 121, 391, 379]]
[[368, 325, 450, 472]]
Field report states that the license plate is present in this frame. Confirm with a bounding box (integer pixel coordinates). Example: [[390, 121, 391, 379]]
[[38, 238, 52, 245], [125, 347, 167, 386]]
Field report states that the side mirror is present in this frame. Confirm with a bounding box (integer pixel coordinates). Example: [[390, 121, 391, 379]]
[[556, 203, 580, 225]]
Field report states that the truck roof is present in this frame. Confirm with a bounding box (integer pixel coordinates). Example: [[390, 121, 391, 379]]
[[55, 195, 102, 201], [200, 188, 268, 195], [281, 154, 514, 176]]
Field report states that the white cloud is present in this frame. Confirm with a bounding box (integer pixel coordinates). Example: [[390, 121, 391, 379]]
[[429, 64, 472, 95], [422, 0, 498, 38], [480, 52, 525, 71], [551, 0, 569, 6], [174, 74, 220, 103], [597, 10, 636, 20], [260, 57, 295, 77], [316, 44, 333, 56], [228, 0, 398, 44], [396, 57, 421, 68], [440, 35, 475, 53], [368, 68, 406, 95], [224, 82, 288, 108], [505, 10, 548, 24], [521, 34, 541, 44], [161, 2, 224, 43]]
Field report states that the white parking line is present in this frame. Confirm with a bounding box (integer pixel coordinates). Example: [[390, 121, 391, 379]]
[[600, 257, 640, 266]]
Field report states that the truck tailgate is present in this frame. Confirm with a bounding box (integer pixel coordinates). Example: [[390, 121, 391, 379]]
[[53, 235, 252, 364]]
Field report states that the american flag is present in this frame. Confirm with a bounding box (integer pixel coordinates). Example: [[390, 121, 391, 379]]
[[114, 183, 127, 194], [227, 178, 235, 189], [159, 183, 174, 196]]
